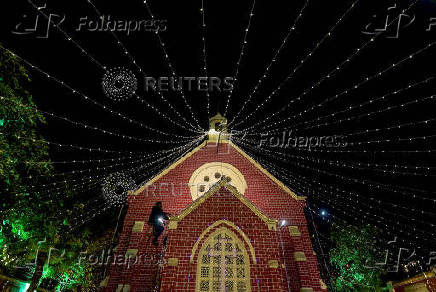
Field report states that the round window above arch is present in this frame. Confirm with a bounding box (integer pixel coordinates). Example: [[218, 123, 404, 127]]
[[188, 162, 247, 201]]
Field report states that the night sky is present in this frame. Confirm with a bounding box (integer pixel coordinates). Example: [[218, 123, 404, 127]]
[[1, 0, 436, 280]]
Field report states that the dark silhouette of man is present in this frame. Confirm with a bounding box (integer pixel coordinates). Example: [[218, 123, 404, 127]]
[[148, 202, 169, 246]]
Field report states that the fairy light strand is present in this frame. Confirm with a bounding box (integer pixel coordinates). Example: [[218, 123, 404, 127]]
[[0, 45, 201, 137], [229, 0, 310, 125], [234, 137, 436, 200], [259, 77, 434, 135], [235, 0, 420, 131], [200, 0, 210, 117], [259, 42, 436, 132], [85, 0, 200, 132], [142, 1, 202, 130], [246, 150, 436, 242], [232, 0, 361, 128], [262, 158, 436, 234], [223, 0, 257, 116]]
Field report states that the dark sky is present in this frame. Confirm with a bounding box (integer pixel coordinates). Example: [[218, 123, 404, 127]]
[[1, 0, 435, 275]]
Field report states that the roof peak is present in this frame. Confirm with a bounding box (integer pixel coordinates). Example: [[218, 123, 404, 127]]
[[208, 113, 228, 142]]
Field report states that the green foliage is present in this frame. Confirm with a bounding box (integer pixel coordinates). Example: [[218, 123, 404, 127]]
[[0, 47, 52, 205], [329, 223, 386, 291], [0, 47, 115, 290]]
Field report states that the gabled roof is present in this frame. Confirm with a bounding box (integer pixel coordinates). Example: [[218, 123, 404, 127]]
[[130, 140, 305, 201], [169, 177, 278, 231]]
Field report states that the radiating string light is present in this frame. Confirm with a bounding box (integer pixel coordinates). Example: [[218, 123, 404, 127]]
[[262, 158, 436, 233], [229, 0, 310, 125], [246, 149, 436, 248], [39, 109, 202, 143], [236, 137, 435, 177], [232, 0, 361, 128], [224, 0, 257, 116], [142, 1, 202, 130], [27, 0, 104, 68], [11, 3, 200, 133], [0, 45, 201, 136], [234, 138, 436, 200], [86, 0, 200, 131], [65, 137, 206, 231], [24, 137, 203, 181], [242, 40, 436, 133], [234, 0, 420, 131], [245, 150, 436, 242], [260, 77, 434, 134], [260, 44, 436, 132], [200, 0, 210, 117]]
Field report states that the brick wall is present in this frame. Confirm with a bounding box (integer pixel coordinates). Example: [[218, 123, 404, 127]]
[[105, 142, 325, 291], [161, 187, 286, 291]]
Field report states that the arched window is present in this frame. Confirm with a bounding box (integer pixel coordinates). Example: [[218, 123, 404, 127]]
[[196, 227, 251, 292]]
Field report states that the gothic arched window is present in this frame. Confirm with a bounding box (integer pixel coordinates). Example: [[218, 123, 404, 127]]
[[196, 227, 251, 292]]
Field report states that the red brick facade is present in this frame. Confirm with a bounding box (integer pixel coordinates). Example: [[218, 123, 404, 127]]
[[104, 142, 326, 291]]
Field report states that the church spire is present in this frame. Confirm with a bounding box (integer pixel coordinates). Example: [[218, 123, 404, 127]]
[[208, 113, 228, 142]]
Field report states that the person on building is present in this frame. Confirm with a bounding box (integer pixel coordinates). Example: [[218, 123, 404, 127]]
[[148, 201, 169, 246]]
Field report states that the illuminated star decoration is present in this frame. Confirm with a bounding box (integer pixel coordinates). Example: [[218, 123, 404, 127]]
[[102, 67, 138, 102], [102, 172, 137, 207]]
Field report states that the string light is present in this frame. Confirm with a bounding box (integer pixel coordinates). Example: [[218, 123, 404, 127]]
[[65, 137, 206, 231], [142, 2, 202, 130], [21, 138, 202, 165], [85, 0, 200, 132], [102, 172, 137, 207], [229, 0, 310, 125], [27, 0, 104, 67], [250, 146, 436, 218], [224, 0, 257, 116], [200, 0, 210, 117], [0, 45, 201, 136], [242, 39, 436, 133], [9, 2, 200, 133], [23, 137, 204, 181], [39, 108, 203, 144], [102, 67, 138, 102], [253, 153, 436, 250], [261, 77, 434, 134], [231, 132, 436, 154], [235, 0, 421, 131], [259, 43, 436, 132], [235, 137, 435, 177], [247, 151, 436, 242], [10, 0, 433, 261], [234, 138, 436, 200], [232, 0, 361, 128]]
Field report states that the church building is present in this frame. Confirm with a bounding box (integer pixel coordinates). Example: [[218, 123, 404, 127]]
[[103, 114, 327, 292]]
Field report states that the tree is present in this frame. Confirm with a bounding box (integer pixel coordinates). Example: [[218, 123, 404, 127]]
[[329, 223, 386, 291], [0, 46, 55, 275], [0, 46, 120, 291]]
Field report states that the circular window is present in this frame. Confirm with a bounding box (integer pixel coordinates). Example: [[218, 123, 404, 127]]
[[189, 163, 247, 201]]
